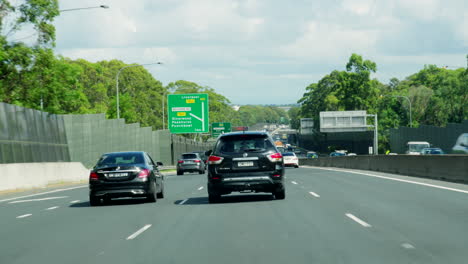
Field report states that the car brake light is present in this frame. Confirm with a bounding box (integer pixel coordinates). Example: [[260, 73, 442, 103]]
[[267, 152, 283, 162], [273, 174, 281, 177], [208, 155, 224, 165], [194, 159, 201, 163], [178, 160, 184, 164], [212, 176, 220, 180], [89, 172, 98, 181], [138, 169, 150, 178]]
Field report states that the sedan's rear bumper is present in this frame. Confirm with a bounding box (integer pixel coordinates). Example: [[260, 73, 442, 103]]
[[90, 182, 151, 198]]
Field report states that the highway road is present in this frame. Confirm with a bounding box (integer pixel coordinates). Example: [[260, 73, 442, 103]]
[[1, 166, 468, 264]]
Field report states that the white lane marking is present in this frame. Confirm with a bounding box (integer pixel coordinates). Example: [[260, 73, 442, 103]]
[[345, 213, 372, 227], [70, 200, 80, 204], [9, 196, 68, 204], [401, 243, 415, 249], [46, 206, 59, 210], [309, 191, 320, 198], [0, 185, 86, 203], [308, 167, 468, 195], [197, 186, 204, 191], [126, 224, 152, 240], [16, 214, 32, 219], [179, 199, 188, 205], [291, 181, 298, 185]]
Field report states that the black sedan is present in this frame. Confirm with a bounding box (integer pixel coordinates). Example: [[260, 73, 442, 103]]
[[89, 151, 164, 206]]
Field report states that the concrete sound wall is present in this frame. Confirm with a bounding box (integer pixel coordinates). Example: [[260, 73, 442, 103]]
[[300, 155, 468, 183], [0, 162, 89, 192]]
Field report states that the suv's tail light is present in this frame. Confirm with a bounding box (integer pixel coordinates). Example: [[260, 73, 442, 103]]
[[89, 172, 98, 181], [208, 155, 224, 165], [138, 169, 150, 178], [267, 152, 283, 162], [194, 159, 201, 163], [178, 160, 184, 164]]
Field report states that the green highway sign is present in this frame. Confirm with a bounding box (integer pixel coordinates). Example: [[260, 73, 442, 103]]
[[168, 93, 209, 134], [211, 122, 231, 137]]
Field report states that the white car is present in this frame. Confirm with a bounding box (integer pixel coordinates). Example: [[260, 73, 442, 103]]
[[452, 133, 468, 154], [282, 152, 299, 168]]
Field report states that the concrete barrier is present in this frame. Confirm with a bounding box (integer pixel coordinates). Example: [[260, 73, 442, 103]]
[[300, 155, 468, 183], [0, 162, 89, 192]]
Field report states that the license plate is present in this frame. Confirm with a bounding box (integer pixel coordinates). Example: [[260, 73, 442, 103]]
[[107, 173, 128, 178], [185, 161, 194, 164], [238, 161, 254, 167]]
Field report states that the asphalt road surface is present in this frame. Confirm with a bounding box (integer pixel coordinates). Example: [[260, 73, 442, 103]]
[[1, 166, 468, 264]]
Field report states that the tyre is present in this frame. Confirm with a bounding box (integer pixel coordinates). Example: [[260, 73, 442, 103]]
[[294, 165, 299, 168], [199, 169, 205, 174], [157, 184, 165, 199], [89, 195, 100, 206], [147, 183, 157, 203], [274, 189, 286, 200], [177, 170, 183, 175], [102, 197, 111, 205]]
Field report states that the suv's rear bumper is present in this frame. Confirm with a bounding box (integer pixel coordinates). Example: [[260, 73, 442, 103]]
[[208, 172, 284, 194]]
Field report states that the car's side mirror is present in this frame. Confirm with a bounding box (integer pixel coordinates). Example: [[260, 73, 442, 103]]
[[205, 150, 212, 156], [156, 162, 163, 166]]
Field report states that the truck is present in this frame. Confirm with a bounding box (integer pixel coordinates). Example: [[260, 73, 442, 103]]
[[406, 141, 430, 155]]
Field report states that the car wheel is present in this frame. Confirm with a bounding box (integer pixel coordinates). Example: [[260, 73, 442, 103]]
[[177, 170, 183, 175], [102, 197, 111, 205], [147, 183, 157, 203], [157, 183, 164, 199], [89, 195, 100, 206], [199, 169, 205, 174], [274, 189, 286, 200], [294, 165, 299, 168]]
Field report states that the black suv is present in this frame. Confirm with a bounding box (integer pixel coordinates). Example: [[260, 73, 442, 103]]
[[206, 132, 285, 203], [89, 151, 164, 206]]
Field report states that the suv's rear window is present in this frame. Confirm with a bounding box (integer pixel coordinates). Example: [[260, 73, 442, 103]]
[[215, 135, 276, 153], [97, 153, 144, 166], [283, 152, 295, 156], [182, 154, 197, 159]]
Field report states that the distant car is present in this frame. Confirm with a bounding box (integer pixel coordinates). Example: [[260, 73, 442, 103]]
[[206, 131, 285, 203], [283, 152, 299, 168], [452, 133, 468, 154], [306, 151, 318, 159], [330, 152, 346, 157], [347, 153, 357, 156], [177, 153, 205, 175], [421, 148, 445, 155], [89, 151, 164, 206]]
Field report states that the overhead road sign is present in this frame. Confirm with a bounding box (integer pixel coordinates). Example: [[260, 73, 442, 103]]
[[320, 111, 368, 133], [211, 122, 231, 137], [168, 93, 209, 134]]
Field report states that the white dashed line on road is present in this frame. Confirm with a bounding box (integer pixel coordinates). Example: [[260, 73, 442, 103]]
[[291, 181, 298, 185], [126, 224, 152, 240], [46, 206, 59, 210], [309, 191, 320, 198], [16, 214, 32, 219], [9, 196, 68, 204], [345, 213, 372, 227], [197, 186, 204, 191], [401, 243, 415, 249], [179, 199, 188, 205], [70, 200, 80, 204]]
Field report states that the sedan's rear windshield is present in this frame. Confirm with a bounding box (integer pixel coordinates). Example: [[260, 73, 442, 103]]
[[182, 154, 197, 159], [215, 135, 276, 153], [97, 153, 144, 166]]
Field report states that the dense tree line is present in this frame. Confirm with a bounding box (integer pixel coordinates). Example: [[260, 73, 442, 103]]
[[0, 1, 287, 133], [294, 53, 468, 151]]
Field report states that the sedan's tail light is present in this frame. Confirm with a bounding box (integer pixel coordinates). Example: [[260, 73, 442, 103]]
[[208, 155, 224, 165], [267, 153, 283, 162], [89, 172, 98, 181], [138, 169, 150, 178], [178, 160, 184, 164]]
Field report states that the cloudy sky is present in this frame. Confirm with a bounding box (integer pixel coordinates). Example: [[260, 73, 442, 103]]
[[52, 0, 467, 105]]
